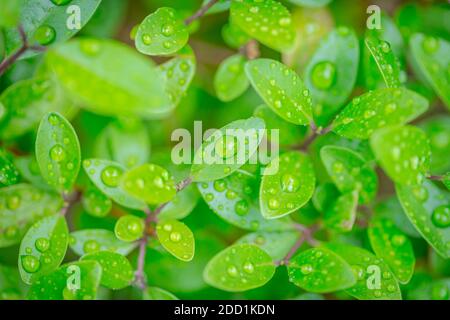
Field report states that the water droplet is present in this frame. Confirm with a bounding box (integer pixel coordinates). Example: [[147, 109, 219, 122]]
[[169, 232, 181, 242], [21, 255, 40, 273], [213, 180, 226, 192], [235, 200, 249, 216], [35, 238, 50, 253], [5, 226, 18, 239], [163, 224, 172, 232], [268, 198, 280, 210], [243, 261, 254, 274], [280, 174, 300, 193], [161, 24, 174, 37], [431, 282, 449, 300], [278, 17, 291, 26], [412, 186, 428, 202], [249, 6, 259, 13], [80, 39, 100, 55], [6, 194, 21, 210], [311, 61, 336, 90], [391, 235, 406, 246], [387, 284, 396, 293], [215, 135, 238, 159], [351, 265, 364, 280], [49, 144, 66, 162], [34, 25, 56, 45], [422, 36, 439, 54], [142, 33, 152, 45], [101, 166, 122, 187], [163, 41, 172, 49], [225, 190, 237, 200], [431, 205, 450, 228], [227, 265, 238, 277], [300, 264, 313, 275], [380, 41, 390, 53], [83, 240, 100, 253], [205, 193, 214, 202]]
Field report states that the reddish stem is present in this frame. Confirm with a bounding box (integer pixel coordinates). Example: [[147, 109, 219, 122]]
[[184, 0, 219, 25]]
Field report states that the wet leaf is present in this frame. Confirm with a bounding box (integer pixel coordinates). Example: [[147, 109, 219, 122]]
[[82, 184, 112, 218], [246, 59, 313, 125], [0, 149, 19, 187], [324, 190, 358, 233], [156, 219, 195, 261], [221, 23, 250, 49], [419, 115, 450, 173], [35, 112, 81, 192], [288, 0, 332, 7], [114, 215, 145, 243], [287, 247, 356, 293], [14, 156, 50, 190], [204, 244, 276, 292], [19, 215, 69, 285], [69, 229, 137, 256], [260, 151, 315, 219], [143, 287, 179, 300], [214, 54, 249, 102], [332, 88, 428, 139]]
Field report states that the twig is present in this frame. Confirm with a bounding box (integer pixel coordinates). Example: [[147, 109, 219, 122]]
[[239, 39, 260, 60], [299, 123, 332, 151], [427, 175, 443, 181], [0, 26, 28, 76], [184, 0, 219, 25], [60, 190, 82, 217], [135, 235, 148, 290]]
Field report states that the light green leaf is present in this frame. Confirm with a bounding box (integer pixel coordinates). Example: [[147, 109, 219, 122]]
[[230, 0, 295, 52], [156, 219, 195, 262], [410, 33, 450, 109], [260, 151, 315, 219], [320, 146, 378, 204], [444, 173, 450, 191], [121, 163, 176, 205], [83, 159, 146, 210], [135, 7, 189, 56], [19, 215, 69, 285], [27, 261, 102, 300], [332, 88, 428, 139], [0, 77, 74, 140], [191, 117, 265, 182], [324, 190, 358, 233], [221, 23, 250, 49], [304, 27, 359, 125], [246, 59, 313, 125], [35, 112, 81, 192], [214, 54, 249, 102], [46, 38, 170, 119], [82, 184, 112, 218], [158, 45, 196, 108], [0, 184, 62, 248], [0, 0, 22, 28], [143, 287, 179, 300], [94, 120, 151, 169], [237, 230, 299, 261], [368, 217, 415, 284], [419, 115, 450, 173], [197, 170, 294, 231], [396, 180, 450, 259], [288, 0, 332, 7], [287, 247, 356, 293], [69, 229, 137, 256], [204, 244, 276, 292], [326, 243, 402, 300], [370, 125, 431, 186], [0, 149, 19, 187], [364, 36, 401, 88], [114, 215, 145, 243], [4, 0, 101, 58], [254, 104, 308, 146], [14, 156, 50, 190], [82, 251, 134, 290]]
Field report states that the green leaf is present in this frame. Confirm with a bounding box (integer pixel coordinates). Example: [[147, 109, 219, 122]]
[[396, 180, 450, 259], [4, 0, 101, 58], [27, 261, 102, 300], [364, 36, 401, 88], [419, 115, 450, 173], [82, 184, 112, 218], [191, 117, 265, 182], [254, 104, 308, 146], [197, 170, 294, 231], [237, 230, 299, 261], [230, 0, 295, 52], [135, 7, 189, 56], [287, 247, 356, 293], [0, 264, 26, 300], [304, 27, 359, 125], [320, 146, 378, 204], [214, 54, 249, 102], [260, 151, 315, 219], [0, 0, 22, 28], [46, 38, 171, 119], [443, 172, 450, 191], [14, 156, 50, 190], [203, 244, 276, 292], [332, 88, 428, 139], [114, 215, 145, 243], [158, 45, 196, 108], [19, 215, 69, 285], [83, 159, 146, 210], [370, 125, 431, 186], [410, 34, 450, 109], [0, 184, 62, 247], [246, 59, 313, 125], [324, 190, 358, 233], [156, 219, 195, 262], [288, 0, 332, 7], [82, 251, 134, 290], [94, 120, 151, 169], [326, 243, 402, 300], [0, 149, 19, 187], [121, 164, 176, 205], [35, 112, 81, 192], [368, 217, 415, 284], [312, 182, 340, 212], [205, 0, 230, 15], [143, 287, 179, 300], [69, 229, 137, 256], [0, 77, 74, 140], [221, 23, 250, 49]]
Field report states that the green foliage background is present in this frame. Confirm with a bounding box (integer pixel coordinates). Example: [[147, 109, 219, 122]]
[[0, 0, 449, 300]]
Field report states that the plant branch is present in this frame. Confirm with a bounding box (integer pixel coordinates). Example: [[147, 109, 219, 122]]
[[427, 175, 443, 181], [0, 26, 28, 76], [239, 39, 260, 60], [60, 190, 82, 216], [134, 235, 148, 290], [299, 122, 332, 151], [184, 0, 219, 25]]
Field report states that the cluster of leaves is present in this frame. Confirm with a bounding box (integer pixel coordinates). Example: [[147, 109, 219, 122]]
[[0, 0, 449, 300]]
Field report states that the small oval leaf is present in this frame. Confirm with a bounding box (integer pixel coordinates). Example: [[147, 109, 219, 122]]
[[69, 229, 137, 256], [143, 287, 179, 300], [214, 54, 249, 102], [324, 190, 358, 233], [156, 219, 195, 262]]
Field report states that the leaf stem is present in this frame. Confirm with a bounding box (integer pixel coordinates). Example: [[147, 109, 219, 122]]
[[60, 190, 82, 217], [427, 175, 443, 181], [184, 0, 220, 25], [0, 26, 28, 76], [240, 39, 260, 60], [299, 123, 332, 151], [134, 235, 148, 290]]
